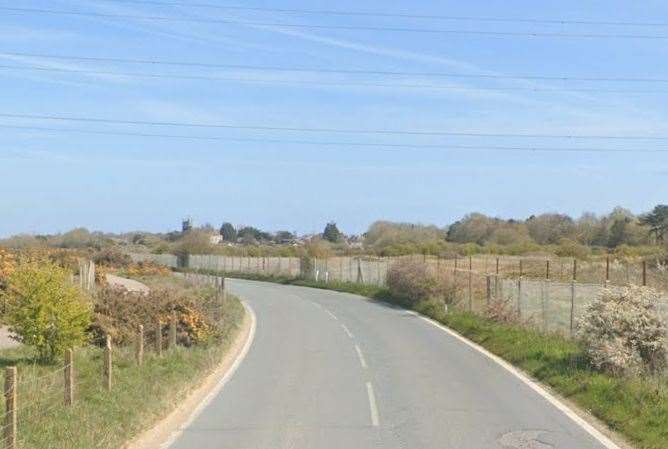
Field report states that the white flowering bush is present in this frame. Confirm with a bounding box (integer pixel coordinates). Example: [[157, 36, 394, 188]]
[[577, 285, 666, 376]]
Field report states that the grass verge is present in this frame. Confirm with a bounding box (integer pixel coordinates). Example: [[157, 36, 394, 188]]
[[180, 267, 668, 449], [0, 292, 244, 449]]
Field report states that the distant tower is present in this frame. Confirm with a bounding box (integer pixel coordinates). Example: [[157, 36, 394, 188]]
[[182, 217, 193, 233]]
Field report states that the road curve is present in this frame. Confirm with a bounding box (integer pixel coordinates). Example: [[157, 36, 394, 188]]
[[169, 279, 612, 449]]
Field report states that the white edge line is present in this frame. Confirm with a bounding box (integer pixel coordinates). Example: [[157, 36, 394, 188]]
[[341, 324, 354, 339], [161, 302, 257, 449], [406, 311, 622, 449], [366, 382, 380, 427], [354, 344, 368, 369]]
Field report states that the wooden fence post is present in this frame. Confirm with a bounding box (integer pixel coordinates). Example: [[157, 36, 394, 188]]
[[642, 260, 647, 286], [605, 256, 610, 285], [169, 315, 177, 349], [104, 336, 112, 391], [517, 277, 522, 319], [64, 349, 74, 406], [546, 260, 550, 280], [136, 325, 144, 366], [495, 257, 499, 275], [570, 281, 576, 337], [4, 366, 17, 449], [156, 322, 163, 356], [486, 275, 492, 306]]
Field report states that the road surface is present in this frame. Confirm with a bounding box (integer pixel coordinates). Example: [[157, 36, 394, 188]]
[[169, 279, 613, 449]]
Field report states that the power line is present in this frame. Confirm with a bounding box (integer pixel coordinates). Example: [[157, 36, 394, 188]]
[[1, 123, 667, 152], [1, 64, 665, 94], [3, 6, 668, 39], [2, 51, 667, 84], [3, 112, 668, 140], [101, 0, 668, 28]]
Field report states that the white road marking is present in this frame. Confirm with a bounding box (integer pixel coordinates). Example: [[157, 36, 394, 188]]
[[355, 344, 368, 369], [161, 303, 257, 449], [407, 311, 622, 449], [341, 324, 354, 339], [366, 382, 380, 427], [324, 309, 338, 320]]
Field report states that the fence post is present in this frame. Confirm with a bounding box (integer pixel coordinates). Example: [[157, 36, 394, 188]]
[[169, 315, 177, 349], [467, 269, 472, 312], [495, 257, 499, 275], [642, 260, 647, 286], [104, 336, 112, 391], [605, 256, 610, 285], [573, 259, 578, 282], [64, 349, 74, 406], [156, 322, 163, 356], [519, 259, 523, 277], [546, 260, 550, 280], [517, 277, 522, 319], [486, 275, 492, 306], [136, 325, 144, 366], [4, 367, 16, 449], [357, 259, 364, 284], [569, 281, 576, 337]]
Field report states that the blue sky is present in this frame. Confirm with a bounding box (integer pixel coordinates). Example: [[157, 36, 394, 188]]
[[1, 0, 668, 237]]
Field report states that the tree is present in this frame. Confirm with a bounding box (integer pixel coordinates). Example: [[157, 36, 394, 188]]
[[640, 204, 668, 242], [322, 222, 343, 242], [220, 222, 237, 241], [238, 226, 271, 242], [4, 261, 92, 361], [526, 213, 576, 245], [274, 231, 295, 243], [608, 217, 631, 248]]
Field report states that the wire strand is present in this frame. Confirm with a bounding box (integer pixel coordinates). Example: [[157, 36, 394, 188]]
[[2, 6, 668, 39], [2, 51, 666, 83], [1, 64, 666, 95], [1, 112, 667, 140], [1, 124, 667, 153]]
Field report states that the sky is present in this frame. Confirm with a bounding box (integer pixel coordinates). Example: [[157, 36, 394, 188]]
[[1, 0, 668, 237]]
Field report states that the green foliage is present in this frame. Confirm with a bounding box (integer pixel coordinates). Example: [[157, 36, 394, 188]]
[[322, 222, 343, 242], [219, 222, 237, 241], [4, 261, 92, 361], [641, 204, 668, 242], [92, 247, 132, 268], [554, 238, 591, 259], [174, 230, 213, 256], [386, 259, 458, 306]]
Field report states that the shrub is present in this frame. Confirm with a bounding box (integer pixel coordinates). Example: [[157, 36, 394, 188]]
[[577, 285, 666, 376], [92, 248, 132, 268], [0, 248, 16, 282], [90, 285, 220, 347], [123, 261, 171, 278], [386, 259, 457, 306], [3, 261, 92, 361], [484, 299, 519, 324]]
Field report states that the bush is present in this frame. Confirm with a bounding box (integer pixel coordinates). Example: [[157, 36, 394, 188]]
[[90, 285, 220, 347], [3, 261, 92, 361], [92, 248, 132, 268], [386, 259, 457, 306], [577, 285, 666, 376]]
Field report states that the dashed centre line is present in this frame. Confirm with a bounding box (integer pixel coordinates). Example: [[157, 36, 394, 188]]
[[354, 344, 368, 369], [341, 324, 354, 339], [366, 382, 380, 427], [324, 309, 338, 320]]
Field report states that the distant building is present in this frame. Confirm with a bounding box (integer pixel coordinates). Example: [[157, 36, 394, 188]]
[[209, 234, 223, 245], [182, 218, 193, 233]]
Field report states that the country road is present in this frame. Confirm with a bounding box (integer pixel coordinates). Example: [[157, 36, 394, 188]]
[[169, 279, 613, 449]]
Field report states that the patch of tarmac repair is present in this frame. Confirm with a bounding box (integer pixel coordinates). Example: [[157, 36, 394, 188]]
[[498, 430, 554, 449]]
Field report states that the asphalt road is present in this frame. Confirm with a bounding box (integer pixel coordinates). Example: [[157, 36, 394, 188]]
[[169, 279, 612, 449]]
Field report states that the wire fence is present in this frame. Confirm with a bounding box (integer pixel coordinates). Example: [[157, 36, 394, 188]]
[[130, 252, 668, 339]]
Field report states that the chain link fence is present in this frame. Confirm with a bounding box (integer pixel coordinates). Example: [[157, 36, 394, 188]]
[[129, 252, 668, 337]]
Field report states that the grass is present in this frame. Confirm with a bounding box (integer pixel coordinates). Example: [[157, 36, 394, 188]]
[[0, 293, 244, 449], [179, 266, 668, 449]]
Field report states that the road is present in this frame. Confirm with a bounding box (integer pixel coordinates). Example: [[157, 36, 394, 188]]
[[169, 279, 613, 449]]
